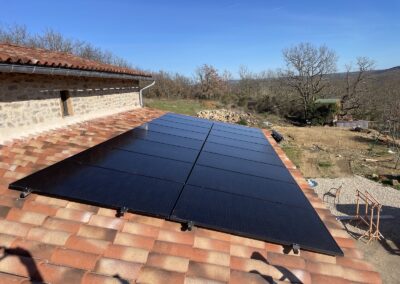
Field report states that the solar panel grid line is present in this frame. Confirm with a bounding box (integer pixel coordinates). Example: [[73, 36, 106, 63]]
[[202, 148, 284, 167], [210, 129, 270, 144], [126, 134, 202, 152], [186, 176, 312, 210], [149, 119, 210, 134], [203, 142, 284, 166], [138, 125, 206, 141], [113, 147, 196, 164], [130, 128, 204, 150], [76, 162, 189, 185], [164, 113, 213, 124], [207, 135, 274, 153], [204, 140, 275, 154], [212, 122, 262, 134], [186, 165, 307, 207], [167, 123, 214, 217], [113, 139, 199, 163], [196, 152, 296, 183], [209, 127, 266, 139], [208, 134, 269, 147], [158, 116, 212, 129]]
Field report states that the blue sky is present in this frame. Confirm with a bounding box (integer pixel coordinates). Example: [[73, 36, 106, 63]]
[[2, 0, 400, 77]]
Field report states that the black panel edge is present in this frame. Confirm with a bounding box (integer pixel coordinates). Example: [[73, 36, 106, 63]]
[[9, 181, 174, 219]]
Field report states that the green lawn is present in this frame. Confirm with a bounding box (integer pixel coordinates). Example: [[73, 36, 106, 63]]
[[144, 98, 218, 116]]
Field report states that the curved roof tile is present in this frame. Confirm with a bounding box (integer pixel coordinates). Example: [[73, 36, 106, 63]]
[[0, 43, 151, 77]]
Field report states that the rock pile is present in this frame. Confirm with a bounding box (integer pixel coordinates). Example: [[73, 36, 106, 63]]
[[197, 109, 258, 126]]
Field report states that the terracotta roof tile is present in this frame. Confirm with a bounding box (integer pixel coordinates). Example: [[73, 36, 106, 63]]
[[230, 243, 268, 260], [6, 207, 47, 225], [42, 217, 82, 233], [0, 273, 28, 284], [0, 43, 151, 77], [152, 240, 194, 259], [0, 253, 41, 279], [10, 239, 56, 260], [65, 235, 110, 255], [0, 108, 382, 283], [81, 273, 124, 284], [94, 257, 142, 280], [55, 207, 94, 223], [146, 252, 189, 273], [26, 227, 71, 246], [185, 276, 225, 284], [122, 221, 160, 238], [137, 266, 185, 284], [51, 248, 99, 270], [229, 269, 272, 284], [0, 234, 18, 249], [114, 232, 155, 250], [38, 262, 86, 283], [190, 248, 230, 267], [0, 219, 33, 237], [194, 236, 230, 253], [104, 244, 149, 263], [21, 200, 59, 216], [77, 224, 117, 242], [88, 214, 125, 230], [186, 261, 230, 282], [157, 229, 194, 246]]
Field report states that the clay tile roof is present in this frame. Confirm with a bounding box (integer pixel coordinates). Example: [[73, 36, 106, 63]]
[[0, 43, 151, 77], [0, 108, 382, 283]]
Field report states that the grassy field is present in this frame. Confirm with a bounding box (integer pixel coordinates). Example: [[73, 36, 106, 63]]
[[144, 98, 218, 116], [276, 126, 400, 179]]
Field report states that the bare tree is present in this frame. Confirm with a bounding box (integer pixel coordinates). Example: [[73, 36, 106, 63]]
[[340, 57, 375, 116], [282, 42, 337, 119], [195, 64, 226, 99], [0, 24, 131, 67]]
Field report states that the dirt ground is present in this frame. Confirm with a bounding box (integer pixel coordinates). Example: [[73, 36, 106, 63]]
[[275, 126, 400, 180], [277, 126, 400, 283]]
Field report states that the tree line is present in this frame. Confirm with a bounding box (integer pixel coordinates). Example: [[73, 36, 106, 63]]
[[146, 43, 398, 127], [0, 24, 131, 67]]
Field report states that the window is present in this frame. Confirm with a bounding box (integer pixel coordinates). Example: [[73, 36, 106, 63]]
[[60, 90, 73, 116]]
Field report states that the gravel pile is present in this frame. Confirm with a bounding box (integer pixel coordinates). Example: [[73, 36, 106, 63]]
[[197, 109, 258, 126], [313, 175, 400, 240]]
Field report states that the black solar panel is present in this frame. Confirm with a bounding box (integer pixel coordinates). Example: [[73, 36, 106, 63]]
[[171, 185, 340, 256], [11, 160, 182, 217], [9, 113, 343, 256]]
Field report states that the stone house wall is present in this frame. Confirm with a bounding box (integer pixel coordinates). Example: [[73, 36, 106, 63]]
[[0, 72, 140, 128]]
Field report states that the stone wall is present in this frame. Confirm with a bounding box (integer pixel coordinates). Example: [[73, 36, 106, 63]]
[[0, 72, 140, 128]]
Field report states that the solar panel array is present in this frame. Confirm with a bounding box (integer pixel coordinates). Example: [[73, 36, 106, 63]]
[[10, 113, 343, 256]]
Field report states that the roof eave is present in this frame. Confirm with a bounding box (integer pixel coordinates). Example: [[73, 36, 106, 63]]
[[0, 62, 153, 81]]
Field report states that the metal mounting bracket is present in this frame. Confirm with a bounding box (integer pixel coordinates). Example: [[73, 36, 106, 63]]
[[181, 221, 194, 232], [20, 188, 32, 199], [116, 207, 128, 218], [292, 243, 300, 254]]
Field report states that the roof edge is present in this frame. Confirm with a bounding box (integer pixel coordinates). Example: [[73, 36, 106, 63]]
[[0, 62, 153, 81]]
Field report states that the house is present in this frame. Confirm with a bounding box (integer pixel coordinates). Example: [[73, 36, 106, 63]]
[[0, 45, 382, 283], [0, 43, 153, 142]]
